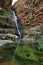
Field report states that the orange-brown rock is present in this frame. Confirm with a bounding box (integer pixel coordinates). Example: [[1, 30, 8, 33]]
[[14, 0, 43, 34], [0, 0, 12, 10]]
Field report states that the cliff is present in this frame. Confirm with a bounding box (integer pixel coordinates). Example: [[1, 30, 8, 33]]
[[0, 0, 18, 40], [14, 0, 43, 34], [0, 0, 12, 11]]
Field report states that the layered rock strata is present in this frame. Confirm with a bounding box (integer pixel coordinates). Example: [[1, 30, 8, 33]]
[[14, 0, 43, 35]]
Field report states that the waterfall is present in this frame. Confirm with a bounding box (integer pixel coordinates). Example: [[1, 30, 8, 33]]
[[12, 9, 22, 38]]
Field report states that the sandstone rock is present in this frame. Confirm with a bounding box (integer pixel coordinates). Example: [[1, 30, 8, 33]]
[[0, 8, 16, 35], [0, 0, 19, 43], [0, 0, 12, 11], [14, 0, 43, 35], [0, 40, 13, 46], [0, 33, 19, 40]]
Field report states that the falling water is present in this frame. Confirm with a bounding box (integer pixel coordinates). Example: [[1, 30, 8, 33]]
[[14, 39, 21, 57], [12, 8, 24, 61], [12, 9, 22, 61], [12, 10, 21, 38]]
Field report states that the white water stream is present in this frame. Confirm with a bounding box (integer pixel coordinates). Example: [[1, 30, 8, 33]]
[[12, 10, 21, 38]]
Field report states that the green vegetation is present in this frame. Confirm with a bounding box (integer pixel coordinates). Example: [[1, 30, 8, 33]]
[[0, 39, 43, 64], [33, 0, 40, 6], [15, 45, 39, 61], [0, 42, 17, 62], [0, 18, 7, 25], [15, 41, 43, 65], [38, 40, 43, 50], [38, 22, 43, 50], [0, 2, 43, 65]]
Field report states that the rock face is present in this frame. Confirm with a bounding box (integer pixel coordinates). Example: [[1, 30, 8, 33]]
[[14, 0, 43, 34], [0, 7, 15, 33], [0, 0, 12, 10], [0, 0, 18, 42]]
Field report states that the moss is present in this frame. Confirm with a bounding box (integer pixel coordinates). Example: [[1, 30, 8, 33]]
[[38, 40, 43, 50], [0, 40, 43, 64], [0, 18, 7, 25], [4, 10, 12, 19], [15, 45, 39, 61], [33, 0, 40, 7], [0, 41, 17, 62]]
